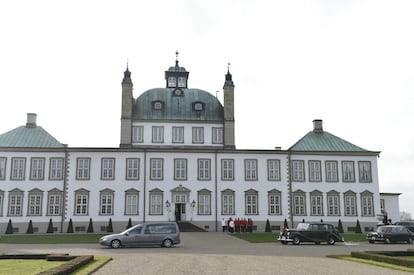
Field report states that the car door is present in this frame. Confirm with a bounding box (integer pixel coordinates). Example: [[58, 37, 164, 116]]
[[142, 224, 162, 245], [123, 226, 143, 247]]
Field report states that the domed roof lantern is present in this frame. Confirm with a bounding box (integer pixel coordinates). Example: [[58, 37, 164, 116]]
[[122, 62, 132, 85], [165, 51, 189, 88]]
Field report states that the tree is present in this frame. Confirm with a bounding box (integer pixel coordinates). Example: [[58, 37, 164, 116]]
[[337, 219, 344, 233], [127, 218, 132, 229], [47, 218, 54, 233], [26, 220, 34, 234], [6, 219, 13, 234], [107, 218, 114, 233], [355, 219, 362, 234], [400, 211, 412, 221], [265, 219, 271, 232], [87, 218, 94, 233], [67, 218, 74, 233]]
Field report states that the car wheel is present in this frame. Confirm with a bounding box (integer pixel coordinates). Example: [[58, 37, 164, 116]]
[[292, 236, 300, 245], [163, 239, 173, 248], [110, 239, 121, 249], [368, 240, 375, 244], [407, 238, 413, 244], [385, 238, 391, 244], [327, 236, 335, 245]]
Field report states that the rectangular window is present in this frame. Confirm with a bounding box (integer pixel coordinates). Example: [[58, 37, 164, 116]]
[[48, 194, 61, 215], [132, 126, 144, 143], [174, 159, 187, 180], [325, 161, 338, 182], [310, 195, 323, 216], [192, 127, 204, 144], [198, 159, 211, 180], [342, 161, 355, 182], [76, 158, 90, 180], [150, 194, 162, 215], [49, 158, 63, 180], [172, 127, 184, 143], [150, 158, 163, 180], [101, 158, 115, 180], [222, 194, 234, 215], [126, 158, 139, 180], [0, 157, 6, 180], [75, 194, 88, 215], [291, 160, 305, 182], [361, 196, 374, 216], [28, 194, 42, 216], [267, 159, 281, 181], [152, 126, 164, 143], [221, 159, 234, 180], [212, 127, 223, 144], [327, 195, 340, 216], [245, 159, 258, 181], [30, 158, 44, 180], [293, 195, 306, 215], [100, 194, 113, 215], [358, 161, 372, 182], [269, 194, 281, 215], [0, 194, 3, 216], [11, 158, 25, 180], [308, 161, 321, 182], [178, 76, 186, 87], [198, 194, 211, 215], [9, 194, 23, 216], [246, 194, 258, 214], [344, 195, 357, 216], [125, 194, 139, 215]]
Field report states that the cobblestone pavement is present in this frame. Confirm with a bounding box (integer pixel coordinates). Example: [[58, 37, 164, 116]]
[[0, 232, 411, 274]]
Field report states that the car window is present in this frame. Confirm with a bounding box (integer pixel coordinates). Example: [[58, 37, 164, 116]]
[[129, 227, 142, 235], [144, 224, 177, 234]]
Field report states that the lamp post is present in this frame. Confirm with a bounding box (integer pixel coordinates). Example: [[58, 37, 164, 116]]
[[190, 200, 196, 221], [165, 200, 171, 221]]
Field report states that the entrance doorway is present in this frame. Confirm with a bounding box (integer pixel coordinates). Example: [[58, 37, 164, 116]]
[[174, 203, 186, 221]]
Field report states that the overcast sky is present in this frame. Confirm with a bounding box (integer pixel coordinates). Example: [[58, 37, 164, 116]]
[[1, 0, 413, 217]]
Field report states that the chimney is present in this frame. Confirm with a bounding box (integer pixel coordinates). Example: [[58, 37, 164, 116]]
[[313, 119, 323, 133], [26, 113, 37, 128]]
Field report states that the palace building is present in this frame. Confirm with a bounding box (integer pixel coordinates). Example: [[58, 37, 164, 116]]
[[0, 56, 399, 233]]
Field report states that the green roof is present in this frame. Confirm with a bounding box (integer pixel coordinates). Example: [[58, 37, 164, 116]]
[[289, 130, 368, 152], [0, 125, 64, 148]]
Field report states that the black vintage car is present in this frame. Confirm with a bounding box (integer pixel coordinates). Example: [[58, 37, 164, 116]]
[[367, 225, 414, 244], [278, 223, 343, 245]]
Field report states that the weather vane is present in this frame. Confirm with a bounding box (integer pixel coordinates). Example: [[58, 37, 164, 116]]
[[176, 50, 179, 61]]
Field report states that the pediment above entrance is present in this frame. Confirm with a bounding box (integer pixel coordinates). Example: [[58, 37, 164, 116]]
[[170, 184, 191, 193]]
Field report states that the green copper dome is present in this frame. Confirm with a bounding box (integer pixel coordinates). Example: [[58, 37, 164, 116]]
[[133, 88, 224, 121]]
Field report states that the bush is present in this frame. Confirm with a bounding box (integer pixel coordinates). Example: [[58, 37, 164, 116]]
[[6, 219, 13, 234], [87, 218, 94, 233], [26, 220, 34, 234], [265, 219, 271, 232], [67, 218, 74, 233], [355, 219, 362, 234], [127, 218, 132, 229], [47, 218, 54, 233], [337, 219, 344, 233], [107, 218, 113, 233]]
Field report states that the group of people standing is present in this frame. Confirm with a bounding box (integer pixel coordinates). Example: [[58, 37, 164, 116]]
[[221, 217, 254, 233]]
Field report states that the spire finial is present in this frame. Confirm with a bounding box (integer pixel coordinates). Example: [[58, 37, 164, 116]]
[[175, 50, 179, 66], [227, 62, 231, 73], [127, 59, 129, 70]]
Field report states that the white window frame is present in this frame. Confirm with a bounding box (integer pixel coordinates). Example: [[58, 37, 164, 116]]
[[11, 158, 25, 180], [361, 192, 374, 216], [222, 192, 234, 215], [344, 193, 357, 216], [325, 161, 338, 182], [30, 158, 45, 180], [310, 193, 323, 216], [221, 159, 234, 180], [47, 193, 62, 216], [342, 161, 355, 182], [174, 159, 187, 180], [101, 158, 115, 180], [149, 193, 163, 215], [177, 76, 186, 87], [358, 161, 372, 182], [291, 160, 305, 182], [198, 159, 211, 180], [212, 127, 223, 144], [327, 193, 340, 216], [245, 159, 258, 181], [267, 159, 281, 181], [0, 157, 6, 180], [293, 192, 306, 215], [76, 158, 90, 180], [49, 158, 63, 180], [75, 192, 89, 216], [308, 160, 321, 182], [198, 192, 211, 215], [126, 158, 139, 180], [100, 192, 114, 215], [245, 193, 258, 215], [192, 127, 204, 144], [152, 126, 164, 143], [150, 158, 163, 180], [132, 126, 144, 143], [168, 76, 176, 87], [172, 127, 184, 143], [8, 192, 23, 216], [268, 191, 282, 215], [28, 192, 42, 216], [125, 191, 139, 215]]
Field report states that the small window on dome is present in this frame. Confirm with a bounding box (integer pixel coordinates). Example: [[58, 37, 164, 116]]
[[194, 103, 203, 111], [178, 77, 186, 87], [154, 102, 163, 110], [168, 77, 176, 87]]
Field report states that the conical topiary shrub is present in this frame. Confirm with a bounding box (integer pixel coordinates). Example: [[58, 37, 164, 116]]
[[87, 218, 94, 233], [47, 218, 54, 233], [355, 219, 362, 233], [302, 218, 305, 223], [107, 218, 113, 233], [284, 218, 289, 229], [265, 219, 271, 232], [126, 218, 132, 229], [338, 219, 344, 233], [26, 220, 34, 234], [67, 218, 74, 233], [6, 219, 13, 234]]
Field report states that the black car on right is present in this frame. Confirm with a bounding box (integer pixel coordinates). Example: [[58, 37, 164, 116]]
[[367, 225, 414, 244]]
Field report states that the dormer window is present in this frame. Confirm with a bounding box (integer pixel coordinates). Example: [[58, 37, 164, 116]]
[[154, 101, 163, 110], [194, 102, 203, 111], [168, 77, 176, 87], [178, 77, 186, 87]]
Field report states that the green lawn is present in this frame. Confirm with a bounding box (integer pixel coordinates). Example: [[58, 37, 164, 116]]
[[230, 232, 367, 243], [0, 259, 63, 275]]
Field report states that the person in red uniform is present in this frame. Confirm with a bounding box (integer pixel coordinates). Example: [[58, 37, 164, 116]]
[[247, 218, 254, 233], [241, 218, 247, 233]]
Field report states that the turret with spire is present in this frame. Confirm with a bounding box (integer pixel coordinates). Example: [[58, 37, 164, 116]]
[[120, 63, 133, 147], [223, 63, 235, 149]]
